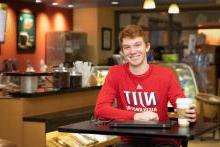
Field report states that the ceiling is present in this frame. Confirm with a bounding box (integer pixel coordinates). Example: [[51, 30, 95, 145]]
[[20, 0, 220, 8]]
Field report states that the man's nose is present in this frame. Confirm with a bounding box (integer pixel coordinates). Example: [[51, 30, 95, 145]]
[[130, 45, 137, 53]]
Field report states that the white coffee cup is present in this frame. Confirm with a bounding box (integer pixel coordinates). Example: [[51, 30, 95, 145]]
[[176, 98, 193, 127]]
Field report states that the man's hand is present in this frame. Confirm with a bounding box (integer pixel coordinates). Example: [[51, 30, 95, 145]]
[[134, 111, 159, 121], [185, 104, 197, 123]]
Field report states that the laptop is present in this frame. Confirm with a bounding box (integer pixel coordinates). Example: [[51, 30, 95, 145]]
[[109, 120, 172, 129]]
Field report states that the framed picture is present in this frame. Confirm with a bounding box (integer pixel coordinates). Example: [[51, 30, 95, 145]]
[[17, 12, 36, 53], [101, 27, 112, 50], [0, 3, 8, 43]]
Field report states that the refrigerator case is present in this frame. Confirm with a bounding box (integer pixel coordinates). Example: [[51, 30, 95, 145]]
[[163, 63, 199, 99]]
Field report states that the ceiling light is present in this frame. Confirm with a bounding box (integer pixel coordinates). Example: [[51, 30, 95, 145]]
[[111, 1, 119, 5], [35, 0, 42, 3], [143, 0, 156, 9], [168, 3, 180, 14], [52, 2, 58, 6], [68, 4, 74, 8]]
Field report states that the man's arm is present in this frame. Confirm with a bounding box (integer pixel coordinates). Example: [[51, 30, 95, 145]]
[[167, 71, 185, 108], [94, 67, 135, 121]]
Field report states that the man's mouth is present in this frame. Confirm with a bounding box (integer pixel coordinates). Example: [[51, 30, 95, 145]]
[[130, 55, 140, 60]]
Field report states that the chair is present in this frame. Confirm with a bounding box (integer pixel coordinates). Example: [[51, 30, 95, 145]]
[[196, 93, 220, 140]]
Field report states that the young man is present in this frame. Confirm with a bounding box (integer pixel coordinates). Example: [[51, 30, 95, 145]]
[[94, 25, 196, 146]]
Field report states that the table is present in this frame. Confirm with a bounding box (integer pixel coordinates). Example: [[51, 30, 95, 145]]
[[58, 120, 219, 147]]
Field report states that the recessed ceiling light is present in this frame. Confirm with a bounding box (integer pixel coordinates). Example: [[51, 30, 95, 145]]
[[68, 4, 74, 8], [111, 1, 119, 5], [52, 2, 58, 6], [36, 0, 42, 3]]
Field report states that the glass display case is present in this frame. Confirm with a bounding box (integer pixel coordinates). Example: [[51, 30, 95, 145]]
[[161, 63, 199, 99], [93, 66, 110, 86], [46, 131, 119, 147], [93, 63, 198, 99]]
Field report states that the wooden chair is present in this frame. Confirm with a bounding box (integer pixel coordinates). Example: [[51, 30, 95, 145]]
[[196, 93, 220, 140]]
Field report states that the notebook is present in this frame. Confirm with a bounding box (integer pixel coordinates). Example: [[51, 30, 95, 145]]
[[109, 120, 172, 129]]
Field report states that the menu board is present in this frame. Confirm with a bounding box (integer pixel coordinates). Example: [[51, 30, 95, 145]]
[[0, 3, 7, 42], [17, 12, 36, 53]]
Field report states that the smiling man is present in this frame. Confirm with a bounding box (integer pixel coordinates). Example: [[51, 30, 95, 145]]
[[95, 25, 196, 147]]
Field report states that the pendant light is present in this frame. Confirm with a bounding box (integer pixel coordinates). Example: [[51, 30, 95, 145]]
[[143, 0, 156, 9], [168, 3, 180, 14]]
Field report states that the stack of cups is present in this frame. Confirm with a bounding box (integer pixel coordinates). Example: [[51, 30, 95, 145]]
[[176, 98, 193, 127]]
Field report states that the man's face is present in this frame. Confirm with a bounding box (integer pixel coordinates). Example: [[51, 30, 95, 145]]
[[122, 37, 150, 67]]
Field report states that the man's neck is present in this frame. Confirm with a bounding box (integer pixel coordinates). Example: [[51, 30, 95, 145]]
[[129, 62, 149, 75]]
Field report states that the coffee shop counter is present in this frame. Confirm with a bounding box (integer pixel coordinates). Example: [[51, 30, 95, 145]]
[[0, 86, 113, 147]]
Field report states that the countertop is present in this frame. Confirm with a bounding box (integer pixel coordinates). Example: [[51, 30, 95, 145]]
[[4, 72, 53, 76], [4, 86, 101, 98]]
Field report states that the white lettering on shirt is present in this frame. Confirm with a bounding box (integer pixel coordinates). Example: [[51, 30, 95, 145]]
[[138, 92, 145, 107], [144, 92, 156, 106], [123, 91, 157, 107], [126, 105, 158, 112], [124, 91, 131, 104], [132, 92, 138, 105]]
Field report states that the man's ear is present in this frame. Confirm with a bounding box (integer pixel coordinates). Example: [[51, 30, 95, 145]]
[[146, 42, 150, 52], [119, 51, 124, 56]]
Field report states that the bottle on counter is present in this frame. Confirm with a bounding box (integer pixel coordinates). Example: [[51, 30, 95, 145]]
[[25, 60, 35, 72], [39, 59, 47, 73]]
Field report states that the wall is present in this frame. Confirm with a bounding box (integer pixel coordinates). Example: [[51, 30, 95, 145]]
[[73, 8, 99, 64], [74, 7, 115, 65], [0, 1, 73, 71], [98, 8, 115, 65]]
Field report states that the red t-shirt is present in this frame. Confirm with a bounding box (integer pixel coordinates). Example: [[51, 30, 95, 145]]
[[95, 63, 185, 121]]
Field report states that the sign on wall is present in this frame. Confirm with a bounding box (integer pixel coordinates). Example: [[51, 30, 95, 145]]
[[17, 12, 36, 53], [101, 28, 112, 50], [0, 3, 7, 43]]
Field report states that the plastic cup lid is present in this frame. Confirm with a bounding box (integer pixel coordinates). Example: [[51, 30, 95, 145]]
[[176, 98, 193, 105]]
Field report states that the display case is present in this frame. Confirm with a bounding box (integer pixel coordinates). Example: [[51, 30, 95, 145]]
[[46, 131, 119, 147], [93, 66, 110, 86], [162, 63, 199, 99], [93, 64, 198, 99]]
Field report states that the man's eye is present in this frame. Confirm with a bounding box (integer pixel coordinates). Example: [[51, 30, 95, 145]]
[[134, 43, 142, 48], [123, 46, 130, 50]]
